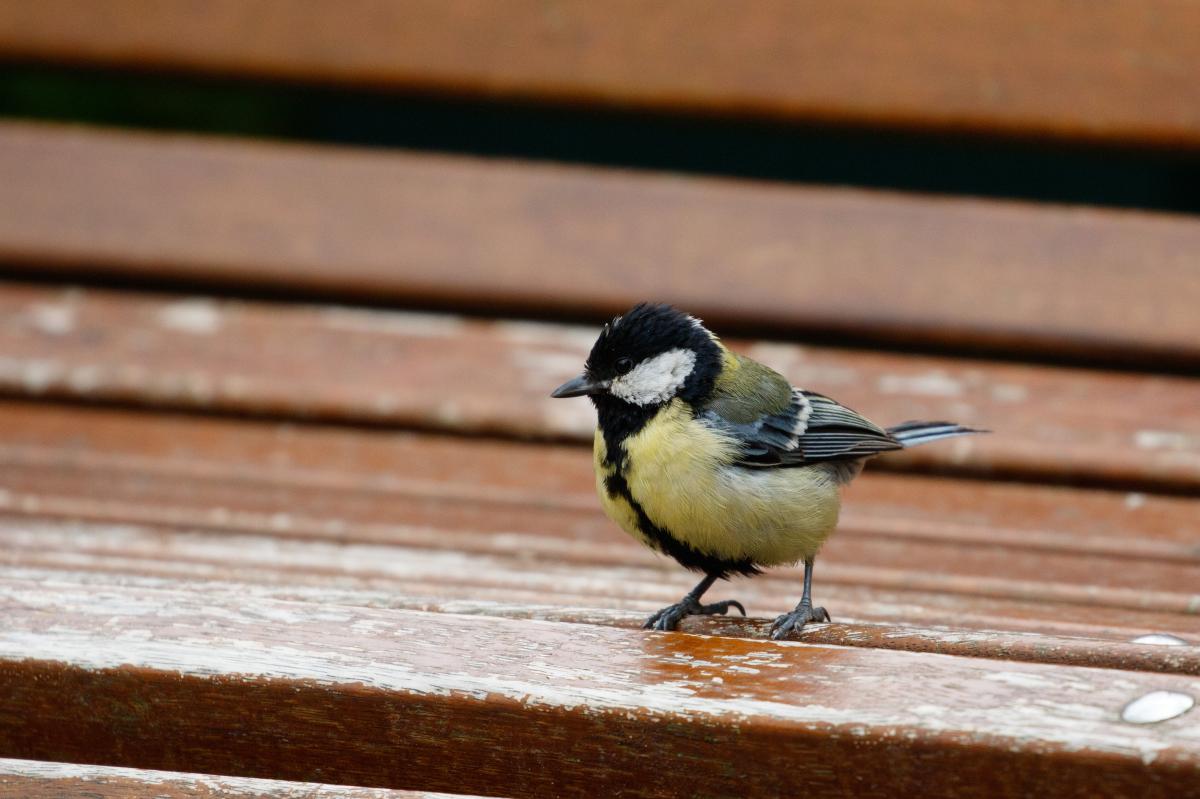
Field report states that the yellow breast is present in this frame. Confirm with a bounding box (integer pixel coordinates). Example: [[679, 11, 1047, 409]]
[[593, 400, 842, 567]]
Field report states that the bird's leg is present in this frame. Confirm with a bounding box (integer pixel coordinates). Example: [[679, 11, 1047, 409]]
[[643, 573, 747, 631], [770, 557, 831, 640]]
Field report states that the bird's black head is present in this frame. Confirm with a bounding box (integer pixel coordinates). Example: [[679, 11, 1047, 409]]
[[551, 303, 722, 408]]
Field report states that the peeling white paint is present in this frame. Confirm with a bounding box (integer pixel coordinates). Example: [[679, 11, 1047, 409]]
[[0, 357, 63, 393], [28, 302, 77, 335], [1134, 430, 1200, 452], [0, 757, 475, 797], [158, 299, 223, 334]]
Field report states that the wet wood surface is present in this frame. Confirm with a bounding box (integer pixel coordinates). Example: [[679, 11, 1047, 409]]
[[8, 562, 1200, 677], [2, 122, 1200, 365], [0, 759, 483, 798], [2, 580, 1199, 798], [0, 282, 1198, 491], [0, 401, 1195, 647], [2, 1, 1200, 146]]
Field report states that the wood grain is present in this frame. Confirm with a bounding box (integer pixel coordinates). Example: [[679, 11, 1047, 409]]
[[8, 566, 1199, 676], [2, 580, 1199, 798], [2, 1, 1200, 146], [2, 123, 1199, 365], [0, 758, 482, 798], [0, 401, 1196, 644], [1, 283, 1198, 490]]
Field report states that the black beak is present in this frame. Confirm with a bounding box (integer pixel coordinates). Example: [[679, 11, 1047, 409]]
[[551, 373, 609, 398]]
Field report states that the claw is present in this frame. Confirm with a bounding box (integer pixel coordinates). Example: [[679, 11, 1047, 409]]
[[701, 599, 746, 617], [769, 604, 831, 640], [643, 595, 748, 631]]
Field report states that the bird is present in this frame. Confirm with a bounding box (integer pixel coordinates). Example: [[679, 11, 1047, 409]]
[[550, 303, 985, 639]]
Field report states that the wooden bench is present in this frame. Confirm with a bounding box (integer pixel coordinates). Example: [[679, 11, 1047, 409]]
[[0, 4, 1198, 797]]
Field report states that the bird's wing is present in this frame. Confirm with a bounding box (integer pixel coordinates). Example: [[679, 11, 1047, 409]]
[[699, 356, 900, 467]]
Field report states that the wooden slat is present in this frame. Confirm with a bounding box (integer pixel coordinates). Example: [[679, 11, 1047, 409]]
[[0, 759, 481, 798], [1, 283, 1198, 490], [0, 402, 1196, 645], [6, 522, 1199, 646], [9, 566, 1200, 677], [2, 1, 1200, 147], [3, 580, 1199, 798], [2, 123, 1199, 364]]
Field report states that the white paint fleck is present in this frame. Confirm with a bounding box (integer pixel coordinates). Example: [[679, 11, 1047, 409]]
[[434, 401, 464, 426], [29, 302, 76, 335], [158, 299, 222, 334], [0, 757, 470, 798], [1124, 493, 1147, 510], [9, 358, 62, 393], [1121, 691, 1195, 724], [982, 671, 1056, 690], [878, 372, 964, 397], [1134, 430, 1200, 452]]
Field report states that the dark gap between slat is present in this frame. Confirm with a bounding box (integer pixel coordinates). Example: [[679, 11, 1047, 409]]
[[2, 62, 1200, 214]]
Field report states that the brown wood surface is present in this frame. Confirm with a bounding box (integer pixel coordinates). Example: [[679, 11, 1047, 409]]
[[2, 580, 1199, 798], [9, 563, 1200, 677], [1, 282, 1198, 491], [0, 401, 1196, 646], [2, 1, 1200, 146], [0, 759, 482, 798], [2, 123, 1199, 365]]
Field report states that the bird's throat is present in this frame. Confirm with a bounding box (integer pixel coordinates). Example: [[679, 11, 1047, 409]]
[[591, 394, 660, 473]]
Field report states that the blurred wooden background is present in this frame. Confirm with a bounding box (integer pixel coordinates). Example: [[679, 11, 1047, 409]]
[[0, 3, 1198, 797]]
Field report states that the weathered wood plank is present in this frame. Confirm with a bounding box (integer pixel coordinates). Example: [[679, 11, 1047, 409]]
[[7, 567, 1199, 676], [1, 123, 1199, 364], [0, 401, 1195, 631], [6, 529, 1198, 646], [1, 1, 1199, 146], [2, 581, 1199, 798], [0, 758, 482, 798], [5, 502, 1199, 637], [1, 284, 1198, 490]]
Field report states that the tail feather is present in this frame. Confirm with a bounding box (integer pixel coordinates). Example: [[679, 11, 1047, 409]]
[[887, 420, 988, 448]]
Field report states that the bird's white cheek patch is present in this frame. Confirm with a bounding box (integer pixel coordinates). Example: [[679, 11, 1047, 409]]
[[610, 348, 697, 406]]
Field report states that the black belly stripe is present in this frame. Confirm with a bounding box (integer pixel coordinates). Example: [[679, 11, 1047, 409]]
[[603, 472, 760, 579]]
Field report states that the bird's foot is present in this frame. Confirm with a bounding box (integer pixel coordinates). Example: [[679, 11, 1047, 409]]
[[769, 603, 831, 640], [643, 596, 747, 631]]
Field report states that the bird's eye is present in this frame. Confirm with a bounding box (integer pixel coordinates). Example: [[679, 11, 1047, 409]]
[[615, 357, 634, 375]]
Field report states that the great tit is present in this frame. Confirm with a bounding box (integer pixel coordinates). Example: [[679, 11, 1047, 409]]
[[551, 303, 985, 639]]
